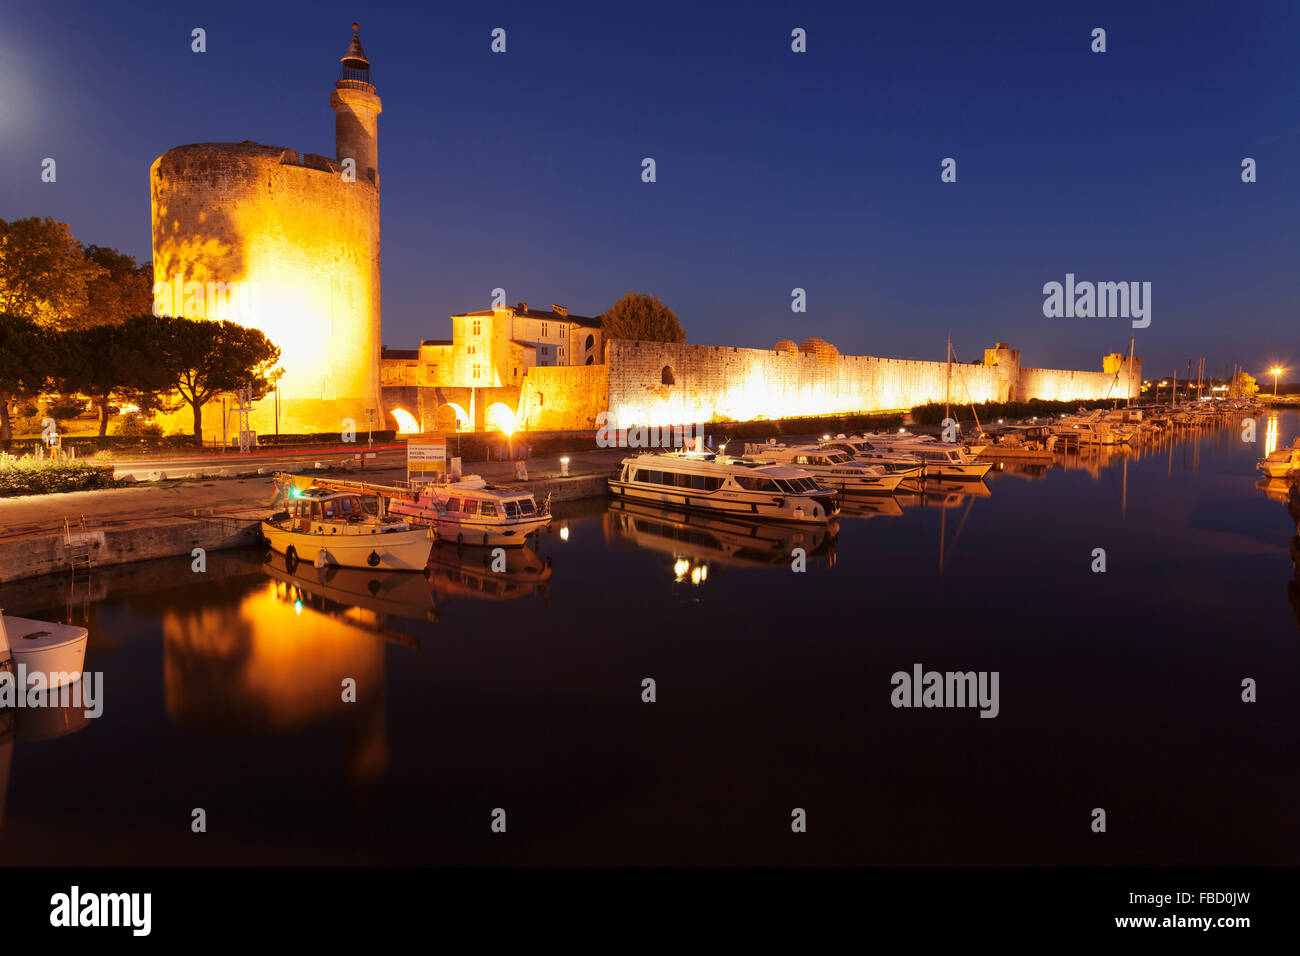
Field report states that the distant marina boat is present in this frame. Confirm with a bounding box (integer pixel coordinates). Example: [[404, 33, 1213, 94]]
[[818, 436, 927, 480], [972, 424, 1057, 462], [262, 485, 432, 571], [0, 613, 88, 690], [834, 434, 993, 481], [740, 442, 906, 493], [608, 451, 840, 522], [1052, 411, 1134, 445]]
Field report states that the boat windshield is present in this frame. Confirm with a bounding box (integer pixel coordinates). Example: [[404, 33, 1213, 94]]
[[517, 499, 537, 515]]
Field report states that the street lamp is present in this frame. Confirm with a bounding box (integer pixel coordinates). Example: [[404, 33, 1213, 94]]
[[1270, 367, 1283, 398]]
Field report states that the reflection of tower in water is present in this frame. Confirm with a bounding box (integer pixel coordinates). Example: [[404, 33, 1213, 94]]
[[162, 585, 391, 786]]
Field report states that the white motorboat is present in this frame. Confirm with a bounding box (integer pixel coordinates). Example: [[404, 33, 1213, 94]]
[[1053, 411, 1133, 445], [818, 436, 926, 480], [262, 486, 432, 570], [741, 442, 905, 493], [608, 451, 840, 523], [836, 433, 994, 480], [0, 613, 88, 690], [1258, 438, 1300, 479]]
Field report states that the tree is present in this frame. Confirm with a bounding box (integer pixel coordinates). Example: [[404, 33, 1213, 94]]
[[56, 316, 172, 436], [599, 292, 685, 343], [1229, 370, 1259, 399], [0, 314, 56, 443], [0, 217, 106, 327], [154, 316, 282, 441], [75, 246, 153, 330]]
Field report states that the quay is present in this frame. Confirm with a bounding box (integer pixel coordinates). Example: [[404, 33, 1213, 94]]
[[0, 449, 617, 584]]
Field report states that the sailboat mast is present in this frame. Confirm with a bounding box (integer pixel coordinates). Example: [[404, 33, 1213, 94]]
[[945, 336, 951, 425], [1127, 336, 1135, 407]]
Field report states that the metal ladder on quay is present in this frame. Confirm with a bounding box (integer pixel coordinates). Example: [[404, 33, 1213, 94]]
[[62, 515, 93, 575]]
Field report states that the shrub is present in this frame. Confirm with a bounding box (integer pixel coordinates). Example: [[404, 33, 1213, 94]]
[[0, 455, 119, 496], [112, 412, 164, 438]]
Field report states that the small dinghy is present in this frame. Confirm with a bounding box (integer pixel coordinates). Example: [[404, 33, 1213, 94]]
[[0, 613, 89, 690]]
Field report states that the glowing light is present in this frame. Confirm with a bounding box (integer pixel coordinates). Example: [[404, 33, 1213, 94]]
[[391, 407, 419, 434], [690, 565, 704, 585], [486, 403, 516, 435], [293, 600, 303, 615], [673, 558, 690, 580], [559, 526, 569, 542]]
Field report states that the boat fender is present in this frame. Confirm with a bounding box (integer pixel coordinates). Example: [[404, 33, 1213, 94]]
[[367, 550, 381, 568]]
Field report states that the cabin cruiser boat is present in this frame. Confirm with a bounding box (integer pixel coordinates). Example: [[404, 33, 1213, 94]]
[[740, 442, 906, 493], [817, 436, 926, 480], [385, 475, 550, 547], [262, 486, 432, 571], [1258, 438, 1300, 479], [608, 451, 840, 522], [972, 424, 1057, 462], [0, 613, 88, 691], [1053, 411, 1133, 445], [832, 433, 993, 480]]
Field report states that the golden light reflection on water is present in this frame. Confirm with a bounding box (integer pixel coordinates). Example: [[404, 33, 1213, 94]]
[[162, 581, 390, 784], [1265, 416, 1279, 457]]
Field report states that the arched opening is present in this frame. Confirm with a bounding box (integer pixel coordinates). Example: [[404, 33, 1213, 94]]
[[390, 407, 420, 434], [485, 402, 516, 435], [436, 402, 469, 432], [585, 334, 595, 350], [661, 365, 675, 385], [585, 356, 594, 365]]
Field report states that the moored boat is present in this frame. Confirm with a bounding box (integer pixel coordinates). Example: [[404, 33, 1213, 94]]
[[608, 450, 840, 522], [0, 613, 88, 690], [741, 442, 906, 493], [262, 485, 432, 571]]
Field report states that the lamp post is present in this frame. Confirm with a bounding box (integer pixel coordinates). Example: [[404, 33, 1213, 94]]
[[1270, 367, 1283, 398]]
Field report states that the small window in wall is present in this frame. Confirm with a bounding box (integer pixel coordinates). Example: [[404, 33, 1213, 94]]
[[467, 345, 475, 355], [585, 334, 595, 350], [661, 365, 675, 385], [473, 363, 481, 379], [472, 319, 481, 335], [541, 322, 549, 337], [537, 392, 544, 406]]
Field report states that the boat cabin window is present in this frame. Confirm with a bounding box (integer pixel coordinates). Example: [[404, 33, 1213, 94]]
[[504, 500, 519, 517], [446, 497, 462, 512], [736, 475, 779, 492], [480, 502, 498, 517], [517, 499, 537, 515], [462, 500, 479, 515], [321, 499, 337, 519]]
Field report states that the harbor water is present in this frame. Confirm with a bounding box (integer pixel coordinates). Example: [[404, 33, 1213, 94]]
[[2, 411, 1297, 865]]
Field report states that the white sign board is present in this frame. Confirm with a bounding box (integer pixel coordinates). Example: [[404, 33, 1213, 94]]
[[407, 440, 447, 473]]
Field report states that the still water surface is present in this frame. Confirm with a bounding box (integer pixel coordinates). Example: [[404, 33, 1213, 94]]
[[2, 412, 1298, 864]]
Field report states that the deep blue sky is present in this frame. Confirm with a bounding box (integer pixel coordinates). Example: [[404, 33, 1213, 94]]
[[3, 0, 1296, 379]]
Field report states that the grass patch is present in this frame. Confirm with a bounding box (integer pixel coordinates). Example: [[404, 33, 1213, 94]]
[[0, 455, 119, 497]]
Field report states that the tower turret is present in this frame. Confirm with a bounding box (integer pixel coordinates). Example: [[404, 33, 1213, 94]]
[[331, 23, 382, 185]]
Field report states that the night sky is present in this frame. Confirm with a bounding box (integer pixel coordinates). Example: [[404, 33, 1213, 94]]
[[2, 0, 1296, 378]]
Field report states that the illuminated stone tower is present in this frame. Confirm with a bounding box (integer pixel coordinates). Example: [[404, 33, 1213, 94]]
[[149, 24, 383, 440]]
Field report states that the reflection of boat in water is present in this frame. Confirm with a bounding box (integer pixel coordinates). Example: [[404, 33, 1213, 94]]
[[836, 495, 904, 519], [426, 540, 552, 602], [262, 555, 438, 626], [605, 498, 837, 569], [897, 480, 991, 509], [1, 690, 90, 829]]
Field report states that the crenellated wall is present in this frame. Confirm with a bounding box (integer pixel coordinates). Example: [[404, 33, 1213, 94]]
[[516, 339, 1141, 430]]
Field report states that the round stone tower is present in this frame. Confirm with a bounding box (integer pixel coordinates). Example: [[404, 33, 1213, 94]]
[[148, 24, 383, 439]]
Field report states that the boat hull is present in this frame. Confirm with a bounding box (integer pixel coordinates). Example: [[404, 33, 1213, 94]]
[[607, 480, 838, 523], [387, 502, 552, 546], [261, 523, 432, 571], [1, 616, 88, 689]]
